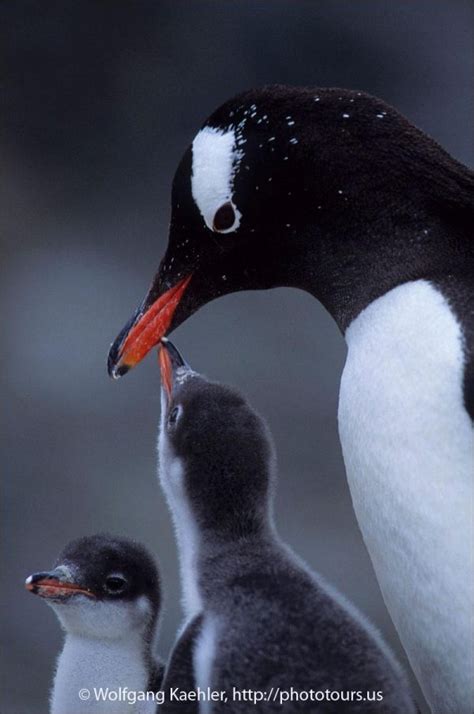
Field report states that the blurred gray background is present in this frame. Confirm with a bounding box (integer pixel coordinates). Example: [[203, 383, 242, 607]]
[[2, 1, 473, 711]]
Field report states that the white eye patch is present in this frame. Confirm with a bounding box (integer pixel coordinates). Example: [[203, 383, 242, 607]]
[[191, 126, 242, 233]]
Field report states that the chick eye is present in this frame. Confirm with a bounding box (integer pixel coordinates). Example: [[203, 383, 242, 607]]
[[168, 405, 182, 426], [213, 202, 236, 232], [104, 575, 127, 594]]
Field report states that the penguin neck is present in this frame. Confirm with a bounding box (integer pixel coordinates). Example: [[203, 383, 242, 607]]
[[51, 629, 152, 714], [198, 527, 276, 573], [285, 215, 470, 332], [172, 498, 274, 622], [161, 440, 276, 622]]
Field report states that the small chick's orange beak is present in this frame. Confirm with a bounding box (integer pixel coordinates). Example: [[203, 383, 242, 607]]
[[110, 274, 192, 378], [158, 342, 173, 399], [25, 575, 96, 599]]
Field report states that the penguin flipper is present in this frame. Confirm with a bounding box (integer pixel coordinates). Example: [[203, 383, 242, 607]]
[[157, 615, 203, 713]]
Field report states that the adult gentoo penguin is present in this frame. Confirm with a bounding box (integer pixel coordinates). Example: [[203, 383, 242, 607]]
[[107, 85, 474, 713], [25, 534, 164, 714], [156, 338, 416, 714]]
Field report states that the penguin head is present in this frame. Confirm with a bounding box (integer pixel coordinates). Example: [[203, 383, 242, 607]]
[[158, 339, 275, 543], [108, 83, 460, 378], [25, 534, 161, 640]]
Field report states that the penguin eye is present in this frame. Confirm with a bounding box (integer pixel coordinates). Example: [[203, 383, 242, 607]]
[[104, 575, 127, 595], [212, 202, 237, 232], [168, 404, 182, 426]]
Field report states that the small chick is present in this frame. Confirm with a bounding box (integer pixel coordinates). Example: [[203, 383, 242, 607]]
[[26, 534, 163, 714]]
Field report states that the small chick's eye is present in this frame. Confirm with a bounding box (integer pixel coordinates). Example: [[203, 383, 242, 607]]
[[168, 405, 182, 426], [213, 202, 236, 232], [104, 575, 127, 595]]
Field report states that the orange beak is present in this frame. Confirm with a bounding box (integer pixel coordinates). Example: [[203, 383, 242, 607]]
[[158, 343, 173, 399], [25, 574, 96, 599], [158, 338, 190, 400], [110, 274, 192, 378]]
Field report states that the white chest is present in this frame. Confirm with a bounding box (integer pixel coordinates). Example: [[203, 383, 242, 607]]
[[51, 636, 153, 714], [339, 280, 474, 714], [193, 617, 219, 714], [158, 394, 203, 621], [158, 451, 202, 620]]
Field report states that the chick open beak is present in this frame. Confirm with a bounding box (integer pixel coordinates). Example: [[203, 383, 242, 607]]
[[158, 338, 190, 400]]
